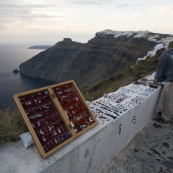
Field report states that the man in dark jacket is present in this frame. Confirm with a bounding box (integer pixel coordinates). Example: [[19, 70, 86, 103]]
[[154, 43, 173, 123]]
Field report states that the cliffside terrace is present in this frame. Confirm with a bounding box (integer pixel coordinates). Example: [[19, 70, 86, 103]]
[[0, 74, 173, 173]]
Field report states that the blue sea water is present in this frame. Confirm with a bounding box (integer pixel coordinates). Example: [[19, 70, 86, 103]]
[[0, 43, 55, 109]]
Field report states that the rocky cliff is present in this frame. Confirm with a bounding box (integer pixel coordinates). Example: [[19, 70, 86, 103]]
[[20, 31, 169, 87]]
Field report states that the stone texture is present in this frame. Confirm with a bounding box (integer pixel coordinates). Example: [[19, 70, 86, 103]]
[[101, 118, 173, 173]]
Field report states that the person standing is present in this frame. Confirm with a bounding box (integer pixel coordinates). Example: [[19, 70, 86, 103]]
[[153, 43, 173, 123]]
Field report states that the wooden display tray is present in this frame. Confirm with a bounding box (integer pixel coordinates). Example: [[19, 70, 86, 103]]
[[13, 80, 97, 158]]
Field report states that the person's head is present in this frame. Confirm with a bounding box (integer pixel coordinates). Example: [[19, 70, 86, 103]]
[[154, 44, 166, 56]]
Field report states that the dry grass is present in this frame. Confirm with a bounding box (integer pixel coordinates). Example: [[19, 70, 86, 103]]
[[0, 105, 27, 144]]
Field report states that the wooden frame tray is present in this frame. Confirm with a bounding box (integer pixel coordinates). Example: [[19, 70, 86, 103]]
[[13, 80, 97, 158]]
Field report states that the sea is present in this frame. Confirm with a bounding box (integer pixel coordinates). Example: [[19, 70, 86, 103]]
[[0, 43, 56, 110]]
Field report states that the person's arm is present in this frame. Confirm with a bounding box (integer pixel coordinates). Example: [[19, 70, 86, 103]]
[[156, 55, 167, 82], [153, 72, 157, 83]]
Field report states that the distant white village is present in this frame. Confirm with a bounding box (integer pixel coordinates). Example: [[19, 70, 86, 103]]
[[97, 29, 173, 62]]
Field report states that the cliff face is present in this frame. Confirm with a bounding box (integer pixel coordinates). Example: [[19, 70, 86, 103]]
[[20, 35, 155, 86]]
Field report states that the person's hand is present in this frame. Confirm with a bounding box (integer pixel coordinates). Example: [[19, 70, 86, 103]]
[[153, 78, 157, 83]]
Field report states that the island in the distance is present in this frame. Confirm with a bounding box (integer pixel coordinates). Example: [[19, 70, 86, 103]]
[[13, 69, 20, 73], [27, 45, 52, 50]]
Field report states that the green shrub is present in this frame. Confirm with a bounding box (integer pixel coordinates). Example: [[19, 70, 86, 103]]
[[0, 106, 27, 144], [168, 41, 173, 48]]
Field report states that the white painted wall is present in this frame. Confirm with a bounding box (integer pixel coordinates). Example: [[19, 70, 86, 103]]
[[0, 75, 162, 173]]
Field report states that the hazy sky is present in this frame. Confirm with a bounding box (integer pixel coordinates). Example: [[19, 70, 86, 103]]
[[0, 0, 173, 44]]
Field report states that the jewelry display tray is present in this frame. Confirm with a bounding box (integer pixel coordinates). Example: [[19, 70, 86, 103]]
[[13, 80, 97, 158]]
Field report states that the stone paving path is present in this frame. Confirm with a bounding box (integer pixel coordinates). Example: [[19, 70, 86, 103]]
[[101, 117, 173, 173]]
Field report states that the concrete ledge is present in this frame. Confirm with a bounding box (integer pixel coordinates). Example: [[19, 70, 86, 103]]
[[0, 77, 162, 173]]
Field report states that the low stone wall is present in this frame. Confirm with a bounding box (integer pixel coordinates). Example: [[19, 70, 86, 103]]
[[0, 75, 162, 173]]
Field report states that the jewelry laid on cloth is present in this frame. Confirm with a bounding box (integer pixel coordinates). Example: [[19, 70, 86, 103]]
[[89, 81, 160, 121]]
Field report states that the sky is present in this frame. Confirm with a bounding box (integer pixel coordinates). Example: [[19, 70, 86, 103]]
[[0, 0, 173, 44]]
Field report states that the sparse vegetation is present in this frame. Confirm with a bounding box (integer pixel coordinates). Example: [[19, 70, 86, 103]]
[[81, 55, 158, 100], [169, 41, 173, 48], [0, 106, 27, 144], [81, 41, 173, 101]]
